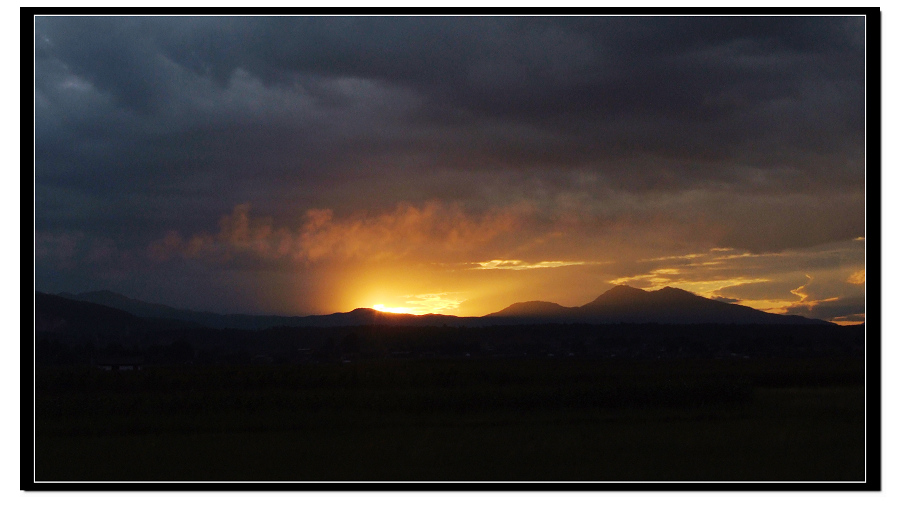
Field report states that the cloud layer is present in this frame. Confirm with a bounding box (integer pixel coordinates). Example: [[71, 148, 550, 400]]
[[34, 15, 867, 319]]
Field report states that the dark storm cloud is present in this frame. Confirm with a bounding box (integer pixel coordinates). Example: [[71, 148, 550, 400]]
[[36, 16, 866, 177], [36, 17, 179, 112], [178, 16, 864, 178], [33, 15, 867, 314]]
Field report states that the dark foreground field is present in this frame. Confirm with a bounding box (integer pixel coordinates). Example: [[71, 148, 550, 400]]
[[34, 357, 866, 482]]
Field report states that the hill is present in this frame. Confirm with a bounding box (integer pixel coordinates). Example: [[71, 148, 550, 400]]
[[57, 290, 311, 330], [34, 291, 200, 343], [56, 291, 478, 329], [486, 285, 830, 325], [485, 301, 575, 318], [51, 284, 831, 330]]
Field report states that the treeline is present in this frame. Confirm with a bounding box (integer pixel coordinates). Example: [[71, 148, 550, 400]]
[[34, 322, 865, 367], [34, 355, 865, 440]]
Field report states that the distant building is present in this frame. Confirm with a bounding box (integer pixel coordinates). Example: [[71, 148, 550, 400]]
[[94, 355, 144, 371]]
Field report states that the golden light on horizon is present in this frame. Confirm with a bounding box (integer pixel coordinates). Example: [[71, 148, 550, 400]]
[[339, 237, 864, 322], [372, 304, 414, 314], [368, 292, 468, 316]]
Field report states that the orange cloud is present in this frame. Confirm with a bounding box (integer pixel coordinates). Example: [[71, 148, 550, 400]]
[[789, 274, 814, 304], [149, 201, 523, 265], [472, 259, 596, 270], [609, 268, 770, 298], [846, 269, 865, 285], [297, 201, 520, 262], [764, 274, 841, 316]]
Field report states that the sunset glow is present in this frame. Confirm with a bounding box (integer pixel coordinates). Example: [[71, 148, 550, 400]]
[[372, 304, 413, 314], [370, 293, 468, 316], [33, 16, 866, 325]]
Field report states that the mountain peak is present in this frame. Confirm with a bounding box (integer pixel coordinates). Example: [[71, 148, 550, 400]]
[[608, 284, 644, 292], [600, 285, 650, 298], [85, 289, 122, 295], [68, 290, 134, 302], [654, 286, 695, 296], [583, 285, 650, 307], [486, 300, 571, 318]]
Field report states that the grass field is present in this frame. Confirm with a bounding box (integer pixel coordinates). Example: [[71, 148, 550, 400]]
[[32, 358, 866, 481]]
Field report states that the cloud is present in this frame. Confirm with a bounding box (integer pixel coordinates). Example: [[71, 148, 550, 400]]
[[847, 269, 865, 284], [783, 296, 866, 322], [471, 259, 595, 270], [830, 313, 866, 324], [35, 17, 865, 189], [400, 292, 468, 315], [641, 253, 705, 262], [372, 292, 467, 315], [755, 271, 867, 322], [33, 16, 867, 317], [602, 238, 865, 321], [149, 201, 524, 266], [609, 270, 771, 296], [34, 231, 83, 265]]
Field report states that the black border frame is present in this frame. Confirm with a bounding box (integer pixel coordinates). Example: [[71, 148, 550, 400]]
[[23, 6, 881, 491]]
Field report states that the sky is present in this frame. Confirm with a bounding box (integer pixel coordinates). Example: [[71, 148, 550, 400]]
[[32, 14, 868, 322]]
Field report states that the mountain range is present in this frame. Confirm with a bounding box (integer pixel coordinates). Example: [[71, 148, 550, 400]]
[[485, 285, 827, 325], [41, 285, 830, 332]]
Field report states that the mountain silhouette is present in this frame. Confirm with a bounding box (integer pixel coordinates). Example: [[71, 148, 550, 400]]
[[55, 291, 474, 329], [34, 292, 200, 341], [581, 284, 654, 308], [58, 290, 185, 320], [486, 301, 575, 318], [487, 285, 830, 325], [36, 291, 143, 335], [57, 291, 312, 330], [49, 284, 830, 330]]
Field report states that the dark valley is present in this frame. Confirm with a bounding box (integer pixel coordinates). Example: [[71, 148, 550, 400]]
[[32, 286, 867, 482]]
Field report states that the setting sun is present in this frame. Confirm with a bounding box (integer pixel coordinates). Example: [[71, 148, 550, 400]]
[[372, 304, 414, 314]]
